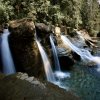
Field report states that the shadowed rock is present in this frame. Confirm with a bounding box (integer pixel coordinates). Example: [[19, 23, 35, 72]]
[[8, 18, 45, 79], [0, 73, 80, 100]]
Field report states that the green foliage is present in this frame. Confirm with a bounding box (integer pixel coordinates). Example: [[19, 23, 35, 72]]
[[0, 0, 13, 24], [0, 0, 100, 35], [80, 0, 100, 35], [1, 0, 35, 19]]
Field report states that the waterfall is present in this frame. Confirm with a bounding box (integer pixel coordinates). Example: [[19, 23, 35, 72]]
[[49, 34, 70, 81], [1, 29, 15, 74], [61, 35, 100, 72], [50, 35, 61, 71], [35, 33, 55, 82]]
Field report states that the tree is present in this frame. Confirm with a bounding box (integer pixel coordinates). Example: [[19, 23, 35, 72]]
[[81, 0, 100, 35]]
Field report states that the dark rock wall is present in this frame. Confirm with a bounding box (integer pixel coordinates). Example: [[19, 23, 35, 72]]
[[8, 19, 45, 79]]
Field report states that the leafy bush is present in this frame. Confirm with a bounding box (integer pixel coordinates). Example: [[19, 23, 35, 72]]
[[0, 1, 13, 24]]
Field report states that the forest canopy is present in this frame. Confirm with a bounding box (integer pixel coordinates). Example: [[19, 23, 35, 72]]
[[0, 0, 100, 35]]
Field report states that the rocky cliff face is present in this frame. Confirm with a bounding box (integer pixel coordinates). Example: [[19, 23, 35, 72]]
[[8, 18, 45, 79]]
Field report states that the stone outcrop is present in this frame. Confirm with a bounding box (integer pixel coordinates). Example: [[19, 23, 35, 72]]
[[8, 18, 45, 79], [0, 73, 80, 100], [35, 23, 53, 46]]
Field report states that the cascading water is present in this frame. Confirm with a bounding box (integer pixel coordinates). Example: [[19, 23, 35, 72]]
[[61, 35, 100, 72], [35, 33, 55, 82], [50, 34, 70, 81], [35, 33, 70, 89], [50, 35, 61, 71], [1, 29, 15, 74]]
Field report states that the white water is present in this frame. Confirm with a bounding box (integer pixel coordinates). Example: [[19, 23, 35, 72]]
[[1, 29, 15, 74], [50, 35, 71, 80], [54, 71, 70, 79], [61, 35, 100, 72], [35, 34, 55, 82], [50, 35, 61, 71]]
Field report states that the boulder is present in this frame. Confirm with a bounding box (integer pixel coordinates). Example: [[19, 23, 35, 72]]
[[35, 23, 52, 34], [35, 23, 54, 46], [0, 73, 80, 100], [8, 18, 45, 79]]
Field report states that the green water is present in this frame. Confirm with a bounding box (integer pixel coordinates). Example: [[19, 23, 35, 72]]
[[57, 63, 100, 100], [66, 64, 100, 100], [60, 60, 100, 100], [62, 39, 100, 100]]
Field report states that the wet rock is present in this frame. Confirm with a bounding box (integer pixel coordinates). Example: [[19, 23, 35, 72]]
[[54, 26, 61, 37], [57, 47, 71, 56], [71, 51, 81, 61], [35, 23, 52, 44], [35, 23, 52, 35], [0, 73, 80, 100], [35, 23, 55, 47], [8, 18, 45, 79], [59, 56, 74, 71]]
